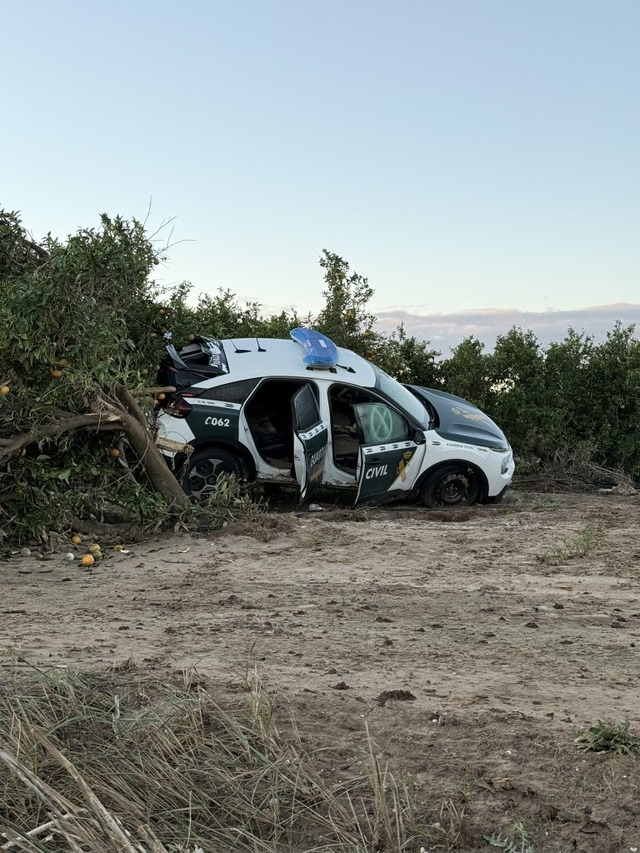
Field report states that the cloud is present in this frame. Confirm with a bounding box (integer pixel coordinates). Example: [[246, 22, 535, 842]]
[[375, 303, 640, 354]]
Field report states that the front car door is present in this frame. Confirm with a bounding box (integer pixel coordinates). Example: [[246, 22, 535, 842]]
[[291, 385, 328, 501], [353, 401, 426, 505]]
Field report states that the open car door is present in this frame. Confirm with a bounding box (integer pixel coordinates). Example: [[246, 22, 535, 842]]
[[291, 385, 328, 502], [353, 401, 426, 505]]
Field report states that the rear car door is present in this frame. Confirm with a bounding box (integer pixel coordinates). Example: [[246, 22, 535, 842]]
[[353, 401, 426, 505], [291, 385, 329, 501]]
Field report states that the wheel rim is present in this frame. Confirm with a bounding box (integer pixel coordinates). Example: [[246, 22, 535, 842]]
[[434, 470, 475, 506], [186, 457, 229, 499]]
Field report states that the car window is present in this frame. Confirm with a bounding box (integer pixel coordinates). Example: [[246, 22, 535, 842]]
[[292, 385, 320, 432], [354, 402, 411, 445], [370, 364, 430, 427], [199, 378, 260, 404]]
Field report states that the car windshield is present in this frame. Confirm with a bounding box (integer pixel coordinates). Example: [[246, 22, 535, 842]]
[[371, 364, 430, 428]]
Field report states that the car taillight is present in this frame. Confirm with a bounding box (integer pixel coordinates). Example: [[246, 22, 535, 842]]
[[170, 396, 193, 418]]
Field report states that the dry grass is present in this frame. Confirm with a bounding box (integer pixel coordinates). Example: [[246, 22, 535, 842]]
[[0, 665, 447, 852]]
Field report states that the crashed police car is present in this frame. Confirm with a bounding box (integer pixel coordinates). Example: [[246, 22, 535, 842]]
[[154, 328, 514, 507]]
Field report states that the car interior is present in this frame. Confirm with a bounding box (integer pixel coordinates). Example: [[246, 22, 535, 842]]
[[244, 379, 311, 469]]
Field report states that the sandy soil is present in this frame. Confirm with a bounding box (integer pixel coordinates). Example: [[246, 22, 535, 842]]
[[2, 489, 640, 852]]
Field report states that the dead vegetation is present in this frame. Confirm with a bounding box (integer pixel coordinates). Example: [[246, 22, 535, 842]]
[[515, 447, 637, 494], [0, 666, 441, 852]]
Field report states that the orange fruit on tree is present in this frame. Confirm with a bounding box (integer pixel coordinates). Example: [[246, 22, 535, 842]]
[[0, 385, 9, 395], [157, 392, 166, 401], [81, 554, 94, 567], [51, 369, 62, 378], [71, 534, 82, 545], [109, 448, 120, 458], [58, 358, 69, 367]]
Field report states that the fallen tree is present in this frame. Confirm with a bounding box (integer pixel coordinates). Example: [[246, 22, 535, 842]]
[[0, 210, 189, 542]]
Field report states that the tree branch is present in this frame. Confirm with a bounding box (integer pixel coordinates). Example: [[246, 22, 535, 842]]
[[114, 383, 149, 429], [0, 404, 190, 509], [115, 409, 189, 507], [0, 413, 122, 460]]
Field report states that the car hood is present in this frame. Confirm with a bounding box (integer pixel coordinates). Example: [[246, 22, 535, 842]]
[[406, 385, 510, 451]]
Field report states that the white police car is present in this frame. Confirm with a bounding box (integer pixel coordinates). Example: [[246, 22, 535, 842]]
[[154, 329, 514, 507]]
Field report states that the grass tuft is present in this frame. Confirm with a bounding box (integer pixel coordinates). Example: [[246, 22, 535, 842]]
[[537, 523, 599, 565], [574, 718, 640, 755], [483, 820, 534, 852]]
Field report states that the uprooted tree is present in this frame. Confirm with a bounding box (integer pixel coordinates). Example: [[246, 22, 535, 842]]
[[0, 210, 191, 542]]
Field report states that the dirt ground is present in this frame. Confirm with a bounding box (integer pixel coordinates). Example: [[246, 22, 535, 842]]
[[2, 489, 640, 852]]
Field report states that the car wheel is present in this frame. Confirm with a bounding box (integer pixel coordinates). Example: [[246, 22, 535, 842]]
[[420, 464, 480, 509], [182, 448, 241, 502]]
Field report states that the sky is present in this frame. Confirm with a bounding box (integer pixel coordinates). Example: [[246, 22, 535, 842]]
[[2, 0, 638, 353]]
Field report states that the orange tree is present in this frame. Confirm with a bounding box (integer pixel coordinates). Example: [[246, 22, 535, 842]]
[[315, 250, 380, 356], [0, 209, 190, 542], [314, 249, 441, 382], [584, 322, 640, 477]]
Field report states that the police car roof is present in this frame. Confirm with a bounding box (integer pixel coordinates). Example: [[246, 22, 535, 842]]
[[219, 337, 378, 386]]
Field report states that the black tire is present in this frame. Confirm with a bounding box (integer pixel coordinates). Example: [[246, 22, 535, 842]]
[[182, 448, 241, 502], [420, 464, 481, 509]]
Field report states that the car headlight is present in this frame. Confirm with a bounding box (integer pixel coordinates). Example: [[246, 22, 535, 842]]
[[501, 451, 513, 475]]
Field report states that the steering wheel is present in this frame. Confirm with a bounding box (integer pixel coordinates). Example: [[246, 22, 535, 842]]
[[369, 405, 394, 444]]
